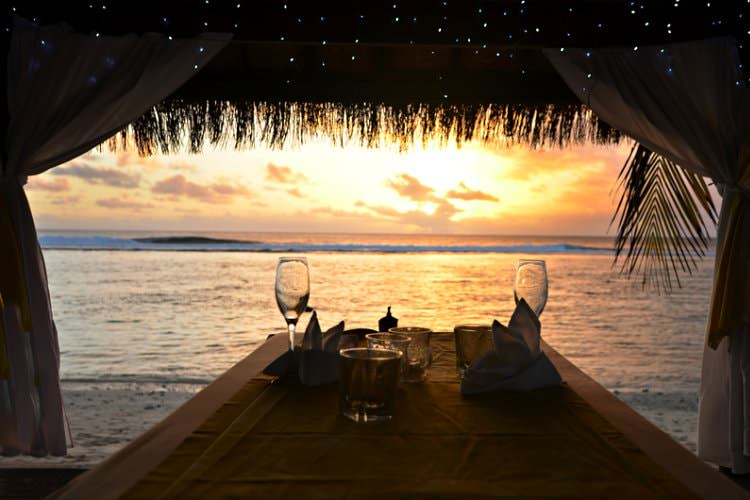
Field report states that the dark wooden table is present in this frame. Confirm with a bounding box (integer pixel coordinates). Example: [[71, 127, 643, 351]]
[[51, 333, 748, 499]]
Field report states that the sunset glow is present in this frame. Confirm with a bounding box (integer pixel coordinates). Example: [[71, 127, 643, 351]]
[[26, 141, 633, 235]]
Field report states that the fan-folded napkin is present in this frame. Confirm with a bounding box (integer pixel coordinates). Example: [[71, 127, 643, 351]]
[[264, 311, 344, 386], [460, 299, 561, 395]]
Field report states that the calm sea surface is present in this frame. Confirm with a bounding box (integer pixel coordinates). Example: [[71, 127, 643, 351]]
[[39, 230, 714, 450]]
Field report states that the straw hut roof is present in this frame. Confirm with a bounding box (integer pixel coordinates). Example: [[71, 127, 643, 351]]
[[4, 1, 746, 153]]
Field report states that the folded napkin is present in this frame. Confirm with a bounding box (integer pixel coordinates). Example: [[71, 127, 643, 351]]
[[460, 299, 561, 395], [264, 311, 345, 386]]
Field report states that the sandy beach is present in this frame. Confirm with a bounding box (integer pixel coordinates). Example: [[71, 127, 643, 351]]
[[0, 383, 199, 468], [617, 390, 698, 453]]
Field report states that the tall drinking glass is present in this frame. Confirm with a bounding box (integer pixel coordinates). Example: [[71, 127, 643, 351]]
[[514, 259, 548, 317], [275, 257, 310, 352]]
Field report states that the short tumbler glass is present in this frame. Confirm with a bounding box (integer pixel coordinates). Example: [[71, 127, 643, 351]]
[[366, 333, 411, 380], [454, 324, 493, 378], [388, 327, 432, 383], [339, 348, 402, 422]]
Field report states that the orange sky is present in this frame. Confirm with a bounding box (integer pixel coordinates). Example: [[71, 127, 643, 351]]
[[26, 140, 635, 235]]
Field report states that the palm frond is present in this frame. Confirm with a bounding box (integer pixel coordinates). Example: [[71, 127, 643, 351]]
[[610, 144, 718, 292]]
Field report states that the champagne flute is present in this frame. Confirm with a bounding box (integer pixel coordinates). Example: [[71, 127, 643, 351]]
[[514, 259, 548, 317], [275, 257, 310, 352]]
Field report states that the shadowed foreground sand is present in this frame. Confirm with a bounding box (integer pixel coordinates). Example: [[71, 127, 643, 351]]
[[0, 383, 198, 468]]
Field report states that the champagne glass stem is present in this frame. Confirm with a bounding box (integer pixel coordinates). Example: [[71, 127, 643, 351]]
[[287, 322, 296, 352]]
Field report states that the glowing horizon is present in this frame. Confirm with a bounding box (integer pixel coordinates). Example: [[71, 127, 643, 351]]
[[26, 140, 635, 236]]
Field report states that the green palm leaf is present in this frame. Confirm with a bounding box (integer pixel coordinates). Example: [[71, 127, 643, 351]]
[[611, 144, 718, 292]]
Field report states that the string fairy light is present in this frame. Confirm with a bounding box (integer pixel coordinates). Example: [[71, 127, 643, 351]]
[[6, 0, 750, 90]]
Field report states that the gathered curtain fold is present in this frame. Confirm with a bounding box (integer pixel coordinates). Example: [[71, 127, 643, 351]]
[[544, 37, 750, 472], [0, 17, 230, 456], [708, 147, 750, 347], [0, 186, 32, 380]]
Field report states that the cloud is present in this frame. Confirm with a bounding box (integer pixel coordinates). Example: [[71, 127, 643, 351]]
[[115, 152, 135, 167], [286, 188, 304, 198], [52, 162, 140, 188], [167, 161, 199, 173], [395, 199, 459, 232], [360, 203, 402, 218], [357, 172, 472, 231], [211, 182, 252, 196], [379, 174, 470, 230], [50, 195, 81, 206], [266, 163, 308, 184], [114, 151, 164, 172], [152, 175, 217, 202], [445, 182, 498, 202], [96, 196, 153, 211], [26, 177, 70, 192], [357, 198, 459, 232], [386, 173, 439, 203], [151, 175, 252, 204], [316, 205, 369, 218], [385, 175, 496, 227], [432, 199, 460, 219]]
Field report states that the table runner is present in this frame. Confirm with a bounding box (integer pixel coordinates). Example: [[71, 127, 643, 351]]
[[124, 334, 697, 499]]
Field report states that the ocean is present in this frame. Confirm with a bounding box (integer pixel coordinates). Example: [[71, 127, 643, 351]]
[[3, 230, 715, 466]]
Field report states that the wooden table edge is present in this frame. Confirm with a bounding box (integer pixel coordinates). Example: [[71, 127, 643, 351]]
[[47, 333, 289, 500], [541, 339, 749, 499], [49, 334, 748, 499]]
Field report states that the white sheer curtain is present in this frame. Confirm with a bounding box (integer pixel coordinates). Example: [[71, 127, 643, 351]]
[[0, 17, 230, 456], [545, 38, 750, 472]]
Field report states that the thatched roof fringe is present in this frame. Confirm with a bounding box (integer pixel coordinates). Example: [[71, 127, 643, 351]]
[[111, 101, 622, 155]]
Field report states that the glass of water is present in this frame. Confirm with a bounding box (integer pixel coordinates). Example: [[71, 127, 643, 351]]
[[514, 259, 548, 317], [454, 324, 493, 378], [366, 333, 411, 380], [389, 327, 432, 382], [339, 348, 402, 422], [275, 257, 310, 352]]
